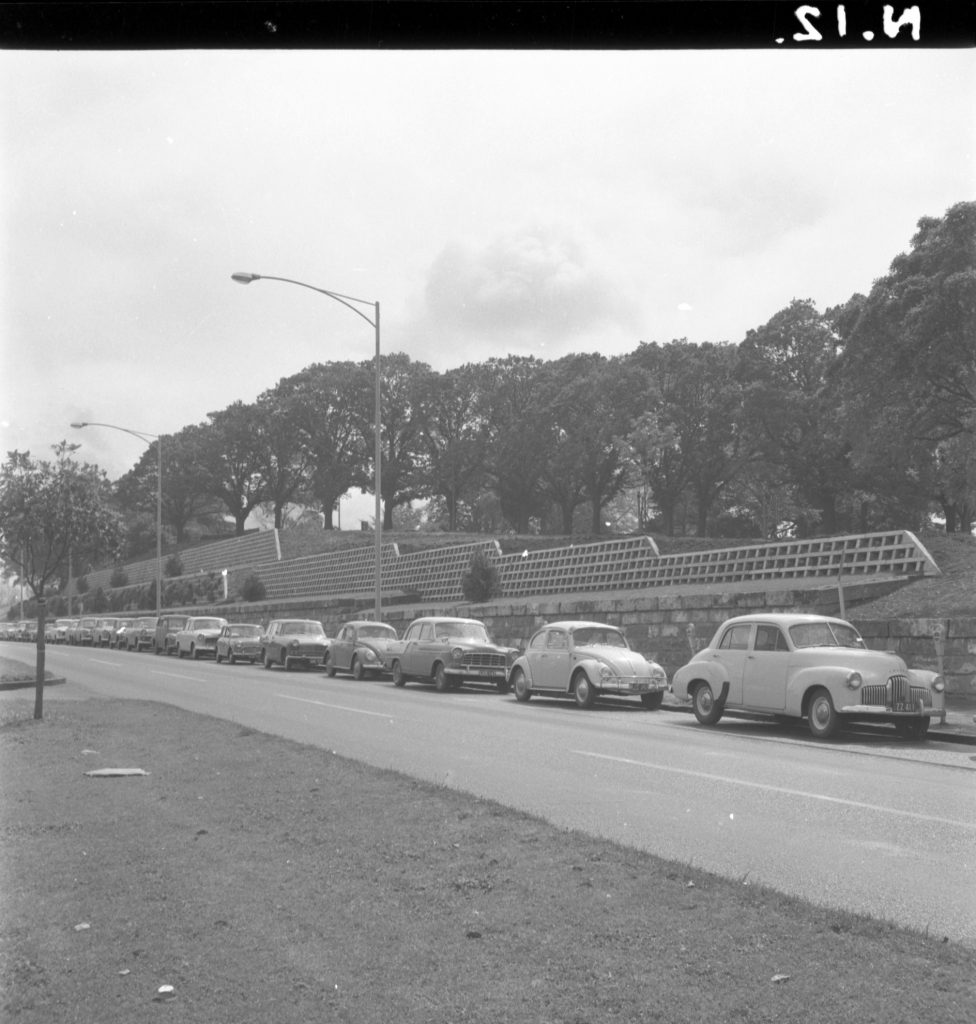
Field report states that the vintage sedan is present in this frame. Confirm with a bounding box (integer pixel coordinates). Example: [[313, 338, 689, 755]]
[[509, 621, 669, 709], [387, 616, 517, 692], [154, 613, 190, 655], [260, 619, 330, 671], [92, 617, 124, 647], [52, 618, 76, 644], [125, 616, 159, 652], [110, 618, 134, 649], [215, 623, 263, 665], [326, 620, 399, 679], [174, 616, 228, 659], [671, 613, 947, 740]]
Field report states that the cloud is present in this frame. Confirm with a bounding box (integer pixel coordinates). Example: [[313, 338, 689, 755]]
[[411, 225, 639, 362]]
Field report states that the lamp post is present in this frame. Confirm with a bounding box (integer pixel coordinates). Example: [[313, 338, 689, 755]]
[[71, 421, 162, 616], [231, 271, 383, 622]]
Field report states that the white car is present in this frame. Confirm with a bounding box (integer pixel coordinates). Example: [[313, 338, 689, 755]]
[[671, 613, 946, 740], [174, 616, 228, 660]]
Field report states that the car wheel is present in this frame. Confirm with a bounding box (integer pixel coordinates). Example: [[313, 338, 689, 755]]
[[352, 656, 365, 680], [640, 691, 664, 710], [692, 682, 724, 725], [282, 653, 291, 671], [896, 716, 929, 740], [228, 652, 238, 665], [434, 663, 451, 692], [512, 668, 531, 703], [573, 671, 597, 709], [215, 650, 223, 663], [326, 655, 337, 677], [392, 661, 406, 687], [177, 647, 185, 659], [263, 650, 273, 669], [807, 687, 841, 739], [191, 646, 200, 660]]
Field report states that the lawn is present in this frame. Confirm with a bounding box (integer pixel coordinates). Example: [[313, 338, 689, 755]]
[[1, 696, 973, 1024]]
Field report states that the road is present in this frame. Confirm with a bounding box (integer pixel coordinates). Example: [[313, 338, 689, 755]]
[[11, 641, 976, 946]]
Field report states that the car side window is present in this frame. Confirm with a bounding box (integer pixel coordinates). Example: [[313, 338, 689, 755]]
[[546, 630, 569, 651], [754, 626, 788, 652], [529, 631, 548, 650], [719, 625, 751, 651], [418, 623, 434, 641]]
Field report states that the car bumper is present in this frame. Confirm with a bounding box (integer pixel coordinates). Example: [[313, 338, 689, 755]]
[[840, 704, 946, 724]]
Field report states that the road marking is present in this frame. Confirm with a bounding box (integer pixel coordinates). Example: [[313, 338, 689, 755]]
[[89, 659, 120, 667], [150, 670, 208, 682], [573, 750, 976, 831], [277, 694, 394, 719]]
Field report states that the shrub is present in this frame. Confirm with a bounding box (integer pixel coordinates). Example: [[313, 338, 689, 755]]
[[239, 574, 266, 603], [90, 587, 108, 613], [164, 554, 184, 578], [461, 549, 501, 603], [110, 565, 129, 588], [75, 574, 89, 594]]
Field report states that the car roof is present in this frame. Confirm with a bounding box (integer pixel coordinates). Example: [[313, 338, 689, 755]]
[[536, 620, 623, 631], [716, 613, 853, 627], [341, 620, 394, 628]]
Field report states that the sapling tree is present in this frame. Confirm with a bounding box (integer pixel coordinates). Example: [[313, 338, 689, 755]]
[[0, 442, 123, 718]]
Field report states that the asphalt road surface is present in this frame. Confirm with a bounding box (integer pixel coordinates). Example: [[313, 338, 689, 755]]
[[12, 642, 976, 947]]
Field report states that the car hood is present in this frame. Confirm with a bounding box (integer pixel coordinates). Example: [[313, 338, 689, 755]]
[[789, 646, 908, 674], [573, 646, 656, 674], [449, 640, 517, 655], [359, 637, 400, 653]]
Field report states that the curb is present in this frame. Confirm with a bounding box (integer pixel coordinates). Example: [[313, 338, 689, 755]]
[[0, 677, 67, 692]]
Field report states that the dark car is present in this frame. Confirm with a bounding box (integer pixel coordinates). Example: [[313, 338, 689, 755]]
[[260, 619, 330, 671], [326, 620, 399, 679], [126, 616, 159, 652], [215, 623, 263, 665], [154, 614, 190, 655]]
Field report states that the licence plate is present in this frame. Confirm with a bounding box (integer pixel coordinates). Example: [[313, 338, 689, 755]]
[[893, 702, 916, 713]]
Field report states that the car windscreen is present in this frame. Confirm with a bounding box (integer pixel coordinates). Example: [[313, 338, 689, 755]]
[[228, 625, 261, 637], [789, 622, 865, 649], [571, 628, 627, 648], [193, 619, 224, 630], [282, 621, 325, 636], [358, 625, 397, 639], [436, 622, 490, 642]]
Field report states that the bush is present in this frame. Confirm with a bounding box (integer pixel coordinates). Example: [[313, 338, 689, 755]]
[[461, 549, 501, 603], [239, 574, 266, 603], [164, 554, 184, 578], [110, 566, 129, 588], [75, 575, 89, 594], [90, 587, 108, 613]]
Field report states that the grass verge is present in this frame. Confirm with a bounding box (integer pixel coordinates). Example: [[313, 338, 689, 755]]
[[1, 698, 974, 1024]]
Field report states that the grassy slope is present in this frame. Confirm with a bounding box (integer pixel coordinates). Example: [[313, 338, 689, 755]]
[[1, 699, 973, 1024]]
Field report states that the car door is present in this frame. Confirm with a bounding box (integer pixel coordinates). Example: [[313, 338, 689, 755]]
[[532, 626, 569, 692], [332, 626, 354, 672], [708, 623, 752, 706], [742, 623, 790, 710]]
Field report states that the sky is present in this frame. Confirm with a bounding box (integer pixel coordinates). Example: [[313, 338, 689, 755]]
[[1, 45, 973, 526]]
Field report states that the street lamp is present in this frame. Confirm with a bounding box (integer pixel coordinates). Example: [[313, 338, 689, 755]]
[[231, 271, 383, 622], [71, 421, 162, 616]]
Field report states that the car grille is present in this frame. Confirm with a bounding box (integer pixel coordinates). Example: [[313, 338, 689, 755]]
[[860, 675, 932, 710], [461, 653, 508, 670]]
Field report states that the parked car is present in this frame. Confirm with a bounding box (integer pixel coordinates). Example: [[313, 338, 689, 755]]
[[92, 617, 123, 647], [326, 620, 399, 679], [386, 616, 516, 692], [215, 623, 263, 665], [509, 621, 669, 709], [126, 616, 159, 652], [260, 619, 330, 671], [671, 613, 947, 740], [174, 616, 228, 660], [14, 620, 35, 642], [111, 618, 135, 649], [154, 614, 190, 655]]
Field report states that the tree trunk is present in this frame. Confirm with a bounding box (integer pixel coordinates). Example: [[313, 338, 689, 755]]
[[34, 597, 46, 720]]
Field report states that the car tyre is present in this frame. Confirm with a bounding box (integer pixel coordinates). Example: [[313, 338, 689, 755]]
[[807, 687, 841, 739], [392, 661, 406, 687], [434, 663, 451, 692], [692, 682, 724, 725], [640, 691, 665, 710], [326, 655, 337, 678], [896, 716, 929, 740], [191, 646, 200, 660], [352, 656, 365, 680], [512, 668, 531, 703], [263, 650, 273, 670], [573, 671, 597, 709], [228, 653, 237, 665]]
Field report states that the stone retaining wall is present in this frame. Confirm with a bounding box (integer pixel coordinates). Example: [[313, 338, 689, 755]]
[[203, 578, 976, 698]]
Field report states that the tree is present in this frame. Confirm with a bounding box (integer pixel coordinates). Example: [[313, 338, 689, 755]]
[[0, 443, 123, 718], [420, 364, 490, 532], [252, 383, 315, 529], [840, 201, 976, 444], [203, 402, 268, 535]]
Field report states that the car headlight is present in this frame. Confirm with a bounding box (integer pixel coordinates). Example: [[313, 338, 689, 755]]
[[362, 649, 378, 662], [845, 671, 862, 689], [451, 647, 464, 664], [649, 665, 667, 685], [196, 633, 206, 642], [932, 676, 945, 693], [599, 665, 615, 683], [290, 639, 300, 648]]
